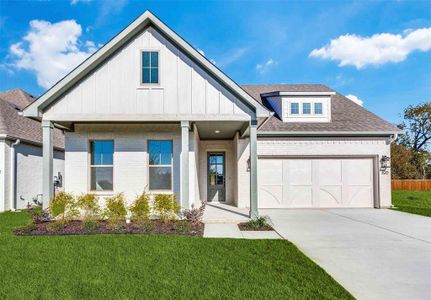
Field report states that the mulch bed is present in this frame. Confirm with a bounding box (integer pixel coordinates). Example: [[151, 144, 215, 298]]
[[14, 220, 204, 237], [237, 223, 274, 231]]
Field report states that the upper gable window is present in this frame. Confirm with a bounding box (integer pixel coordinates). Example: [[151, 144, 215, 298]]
[[141, 51, 159, 84], [302, 103, 311, 114], [314, 102, 323, 114], [290, 103, 299, 114]]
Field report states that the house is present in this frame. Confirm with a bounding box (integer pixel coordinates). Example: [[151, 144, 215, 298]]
[[0, 89, 64, 212], [23, 11, 402, 217]]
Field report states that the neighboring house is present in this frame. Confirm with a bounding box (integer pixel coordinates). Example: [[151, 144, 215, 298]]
[[23, 11, 402, 217], [0, 89, 64, 212]]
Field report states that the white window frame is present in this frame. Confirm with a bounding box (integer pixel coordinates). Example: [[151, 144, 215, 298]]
[[89, 140, 114, 193], [290, 102, 300, 115], [139, 49, 161, 87], [302, 102, 311, 114], [314, 102, 323, 115], [148, 140, 173, 192]]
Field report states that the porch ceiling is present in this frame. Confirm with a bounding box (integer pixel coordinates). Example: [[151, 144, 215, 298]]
[[195, 121, 246, 140]]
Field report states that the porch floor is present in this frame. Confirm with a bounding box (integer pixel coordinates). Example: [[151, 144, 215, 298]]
[[202, 202, 250, 224]]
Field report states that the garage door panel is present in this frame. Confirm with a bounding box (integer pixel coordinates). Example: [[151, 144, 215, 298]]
[[289, 186, 313, 207], [288, 160, 312, 185], [258, 157, 374, 208], [319, 186, 342, 207]]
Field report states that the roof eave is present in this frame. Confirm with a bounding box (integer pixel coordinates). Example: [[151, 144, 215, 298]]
[[258, 130, 404, 137]]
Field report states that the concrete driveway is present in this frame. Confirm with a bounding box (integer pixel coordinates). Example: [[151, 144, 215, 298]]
[[262, 209, 431, 300]]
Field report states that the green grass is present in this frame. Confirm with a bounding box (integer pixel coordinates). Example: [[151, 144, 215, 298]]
[[0, 212, 352, 299], [392, 190, 431, 217]]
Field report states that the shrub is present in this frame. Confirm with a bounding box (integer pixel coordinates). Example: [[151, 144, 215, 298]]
[[81, 219, 98, 232], [130, 192, 150, 222], [183, 201, 206, 225], [26, 204, 46, 223], [153, 194, 180, 222], [136, 220, 155, 232], [104, 193, 127, 223], [77, 193, 100, 220], [50, 192, 74, 220], [240, 216, 272, 230]]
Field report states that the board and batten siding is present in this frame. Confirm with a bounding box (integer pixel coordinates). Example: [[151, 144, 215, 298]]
[[43, 27, 252, 121]]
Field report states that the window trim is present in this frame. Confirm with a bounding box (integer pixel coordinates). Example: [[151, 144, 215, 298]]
[[302, 102, 311, 115], [147, 139, 173, 192], [139, 49, 161, 87], [89, 140, 114, 193], [290, 102, 300, 115], [314, 102, 323, 115]]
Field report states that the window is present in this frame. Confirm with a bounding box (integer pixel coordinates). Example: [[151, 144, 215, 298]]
[[302, 103, 311, 114], [141, 51, 159, 84], [290, 102, 299, 114], [90, 141, 114, 191], [314, 102, 323, 114], [149, 140, 172, 190]]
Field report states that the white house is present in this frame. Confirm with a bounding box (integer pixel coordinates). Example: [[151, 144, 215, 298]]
[[0, 89, 64, 212], [23, 11, 401, 217]]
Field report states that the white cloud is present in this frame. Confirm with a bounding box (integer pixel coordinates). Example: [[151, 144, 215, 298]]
[[216, 47, 247, 68], [310, 27, 431, 69], [256, 58, 277, 73], [346, 94, 364, 106], [71, 0, 92, 5], [9, 19, 98, 89], [197, 48, 205, 56]]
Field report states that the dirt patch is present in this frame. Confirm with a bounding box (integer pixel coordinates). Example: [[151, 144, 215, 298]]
[[15, 220, 204, 237]]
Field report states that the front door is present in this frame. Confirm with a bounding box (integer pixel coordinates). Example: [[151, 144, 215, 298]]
[[208, 153, 225, 202]]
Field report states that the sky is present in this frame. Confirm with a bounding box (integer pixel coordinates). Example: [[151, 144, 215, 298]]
[[0, 0, 430, 124]]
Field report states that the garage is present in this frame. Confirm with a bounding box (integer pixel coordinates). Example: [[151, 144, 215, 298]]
[[258, 157, 376, 208]]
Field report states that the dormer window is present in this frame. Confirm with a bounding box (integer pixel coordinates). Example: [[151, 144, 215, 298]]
[[314, 103, 323, 114], [141, 51, 159, 84], [302, 103, 311, 114], [290, 103, 299, 114]]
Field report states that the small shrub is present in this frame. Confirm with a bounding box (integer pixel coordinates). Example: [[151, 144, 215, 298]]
[[104, 193, 127, 223], [153, 194, 180, 222], [81, 219, 98, 232], [26, 204, 46, 223], [183, 201, 206, 225], [50, 192, 74, 220], [130, 192, 150, 222], [174, 221, 192, 233], [240, 216, 273, 231], [77, 193, 100, 220], [136, 220, 155, 232]]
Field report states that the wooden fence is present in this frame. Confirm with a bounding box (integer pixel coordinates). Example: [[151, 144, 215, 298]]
[[392, 180, 431, 191]]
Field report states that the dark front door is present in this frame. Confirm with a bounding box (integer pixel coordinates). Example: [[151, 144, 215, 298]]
[[208, 153, 225, 202]]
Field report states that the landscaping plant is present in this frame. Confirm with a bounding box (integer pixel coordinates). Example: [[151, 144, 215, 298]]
[[49, 192, 75, 221], [130, 192, 150, 222], [239, 216, 273, 231], [183, 201, 206, 224], [77, 193, 100, 219], [104, 193, 127, 224], [153, 194, 180, 222], [26, 204, 46, 223]]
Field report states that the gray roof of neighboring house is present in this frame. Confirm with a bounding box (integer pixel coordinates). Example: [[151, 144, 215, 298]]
[[241, 84, 401, 134], [0, 89, 64, 149]]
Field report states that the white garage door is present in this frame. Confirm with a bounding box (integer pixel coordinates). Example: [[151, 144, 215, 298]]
[[258, 158, 374, 208]]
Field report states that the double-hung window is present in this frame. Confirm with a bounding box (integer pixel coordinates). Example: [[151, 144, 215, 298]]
[[148, 140, 172, 190], [90, 140, 114, 191], [302, 103, 311, 114], [141, 51, 159, 84]]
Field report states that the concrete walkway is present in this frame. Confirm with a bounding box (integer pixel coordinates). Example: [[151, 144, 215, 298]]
[[203, 223, 281, 239], [263, 208, 431, 300]]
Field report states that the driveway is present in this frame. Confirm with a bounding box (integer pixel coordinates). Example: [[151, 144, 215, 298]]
[[262, 209, 431, 300]]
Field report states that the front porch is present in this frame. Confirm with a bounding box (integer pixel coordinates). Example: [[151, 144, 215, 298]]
[[41, 120, 259, 217]]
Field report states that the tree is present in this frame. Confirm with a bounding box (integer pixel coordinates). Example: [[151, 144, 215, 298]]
[[393, 102, 431, 179]]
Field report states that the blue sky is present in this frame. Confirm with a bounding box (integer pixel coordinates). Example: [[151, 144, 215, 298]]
[[0, 0, 430, 124]]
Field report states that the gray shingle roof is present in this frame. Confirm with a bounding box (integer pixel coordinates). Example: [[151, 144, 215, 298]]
[[241, 84, 401, 134], [0, 89, 64, 149]]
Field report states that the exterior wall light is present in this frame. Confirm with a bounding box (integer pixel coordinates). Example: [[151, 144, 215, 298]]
[[380, 155, 391, 174]]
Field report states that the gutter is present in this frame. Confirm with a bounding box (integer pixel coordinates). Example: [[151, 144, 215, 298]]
[[10, 139, 20, 211]]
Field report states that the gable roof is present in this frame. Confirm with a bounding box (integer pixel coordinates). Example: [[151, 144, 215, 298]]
[[0, 89, 64, 149], [23, 10, 269, 119], [241, 84, 402, 135]]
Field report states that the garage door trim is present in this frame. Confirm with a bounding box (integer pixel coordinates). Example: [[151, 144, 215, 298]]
[[258, 155, 380, 208]]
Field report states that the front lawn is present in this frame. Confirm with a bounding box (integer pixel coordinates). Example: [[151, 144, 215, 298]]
[[392, 190, 431, 217], [0, 212, 352, 299]]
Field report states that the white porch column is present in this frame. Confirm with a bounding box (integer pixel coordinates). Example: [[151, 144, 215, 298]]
[[180, 121, 190, 209], [42, 120, 54, 210], [249, 117, 259, 218]]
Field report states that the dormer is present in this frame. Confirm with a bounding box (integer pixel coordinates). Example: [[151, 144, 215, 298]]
[[262, 91, 336, 123]]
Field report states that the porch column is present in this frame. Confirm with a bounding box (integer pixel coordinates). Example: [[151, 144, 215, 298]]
[[180, 121, 190, 209], [249, 117, 259, 218], [42, 120, 54, 210]]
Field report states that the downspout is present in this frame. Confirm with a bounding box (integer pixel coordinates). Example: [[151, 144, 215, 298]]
[[10, 139, 20, 211]]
